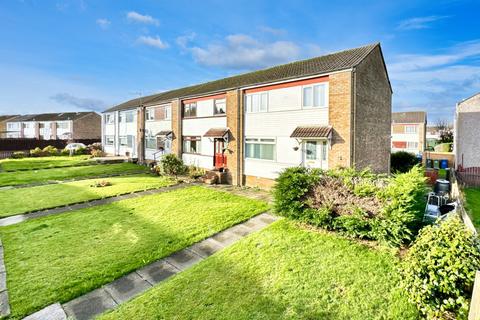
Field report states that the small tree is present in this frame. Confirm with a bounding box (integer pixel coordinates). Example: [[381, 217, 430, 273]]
[[436, 119, 453, 144], [391, 151, 419, 173], [160, 154, 187, 177]]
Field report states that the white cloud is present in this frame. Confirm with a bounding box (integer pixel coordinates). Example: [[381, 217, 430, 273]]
[[397, 15, 449, 30], [50, 93, 107, 111], [137, 35, 169, 49], [176, 32, 196, 49], [187, 34, 300, 69], [126, 11, 159, 26], [96, 18, 111, 30], [258, 26, 286, 36]]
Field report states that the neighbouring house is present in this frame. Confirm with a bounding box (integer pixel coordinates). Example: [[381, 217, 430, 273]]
[[455, 92, 480, 169], [4, 112, 101, 140], [0, 115, 20, 138], [102, 43, 392, 187], [426, 126, 442, 150], [391, 111, 427, 155]]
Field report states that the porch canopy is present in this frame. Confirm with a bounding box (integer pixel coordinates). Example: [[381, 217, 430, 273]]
[[290, 126, 332, 139], [203, 128, 230, 139], [155, 130, 173, 139]]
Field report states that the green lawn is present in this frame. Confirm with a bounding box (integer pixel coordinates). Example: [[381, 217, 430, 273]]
[[0, 186, 268, 318], [100, 220, 418, 320], [465, 188, 480, 231], [0, 162, 145, 187], [0, 155, 94, 171], [0, 174, 174, 217]]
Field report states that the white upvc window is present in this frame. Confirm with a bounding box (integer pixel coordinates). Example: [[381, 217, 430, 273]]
[[145, 108, 155, 121], [214, 98, 226, 115], [407, 141, 418, 149], [119, 136, 128, 146], [164, 105, 171, 120], [105, 113, 114, 124], [302, 82, 328, 108], [120, 111, 135, 123], [405, 125, 417, 134], [105, 135, 114, 146], [245, 92, 268, 113], [245, 137, 276, 161]]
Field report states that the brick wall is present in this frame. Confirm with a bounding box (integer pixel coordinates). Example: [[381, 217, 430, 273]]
[[353, 46, 392, 173], [328, 71, 353, 168], [225, 89, 243, 186], [171, 99, 182, 157], [72, 113, 101, 139]]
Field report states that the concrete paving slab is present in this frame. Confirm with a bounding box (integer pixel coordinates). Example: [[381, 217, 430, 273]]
[[0, 272, 6, 292], [188, 238, 223, 258], [104, 272, 151, 304], [63, 288, 117, 320], [136, 260, 179, 285], [229, 224, 255, 237], [0, 215, 26, 227], [211, 230, 241, 246], [24, 303, 67, 320], [257, 213, 278, 224], [166, 249, 203, 270], [0, 291, 10, 317]]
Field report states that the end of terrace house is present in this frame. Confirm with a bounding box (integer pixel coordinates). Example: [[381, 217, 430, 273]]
[[101, 42, 392, 187]]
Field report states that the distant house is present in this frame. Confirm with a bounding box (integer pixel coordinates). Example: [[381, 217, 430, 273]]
[[103, 43, 392, 187], [455, 93, 480, 169], [4, 112, 101, 140], [0, 115, 20, 138], [391, 111, 427, 154]]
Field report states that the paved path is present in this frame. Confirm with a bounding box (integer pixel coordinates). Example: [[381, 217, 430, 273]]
[[23, 212, 279, 320], [0, 240, 10, 318], [0, 183, 191, 227]]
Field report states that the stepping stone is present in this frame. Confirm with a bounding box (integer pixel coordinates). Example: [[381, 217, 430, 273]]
[[0, 291, 10, 317], [63, 288, 117, 320], [188, 238, 223, 258], [24, 303, 67, 320], [211, 230, 241, 247], [136, 260, 179, 285], [104, 272, 152, 304], [166, 249, 203, 270]]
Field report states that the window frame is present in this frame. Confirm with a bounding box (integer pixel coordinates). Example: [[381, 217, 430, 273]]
[[145, 108, 155, 121], [104, 113, 114, 124], [104, 135, 115, 146], [245, 92, 268, 113], [405, 125, 418, 134], [182, 136, 202, 154], [214, 98, 226, 115], [183, 102, 197, 118], [244, 137, 276, 161], [119, 136, 128, 147], [302, 82, 328, 109], [145, 137, 157, 150], [407, 141, 419, 149]]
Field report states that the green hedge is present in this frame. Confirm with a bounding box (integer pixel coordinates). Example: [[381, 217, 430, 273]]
[[273, 166, 427, 246]]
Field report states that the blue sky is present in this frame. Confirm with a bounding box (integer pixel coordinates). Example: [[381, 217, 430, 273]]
[[0, 0, 479, 123]]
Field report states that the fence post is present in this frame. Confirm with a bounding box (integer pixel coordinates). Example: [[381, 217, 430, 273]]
[[470, 271, 480, 320]]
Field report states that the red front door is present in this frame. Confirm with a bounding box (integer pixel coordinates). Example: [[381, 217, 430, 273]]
[[214, 139, 227, 169]]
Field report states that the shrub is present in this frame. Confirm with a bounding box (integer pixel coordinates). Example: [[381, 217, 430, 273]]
[[87, 142, 102, 152], [42, 145, 59, 156], [391, 151, 420, 173], [273, 167, 321, 219], [11, 151, 27, 159], [401, 217, 480, 319], [30, 147, 45, 157], [60, 148, 70, 156], [301, 207, 334, 229], [74, 147, 87, 155], [90, 149, 105, 158], [188, 165, 204, 179], [160, 154, 187, 177]]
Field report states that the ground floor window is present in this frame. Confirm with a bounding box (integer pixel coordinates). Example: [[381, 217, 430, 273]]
[[245, 138, 275, 160], [407, 141, 419, 149], [119, 136, 128, 146], [105, 135, 114, 146], [183, 136, 201, 154], [145, 137, 157, 149]]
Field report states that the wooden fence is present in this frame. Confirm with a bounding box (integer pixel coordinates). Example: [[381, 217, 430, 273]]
[[0, 138, 100, 152], [457, 167, 480, 187]]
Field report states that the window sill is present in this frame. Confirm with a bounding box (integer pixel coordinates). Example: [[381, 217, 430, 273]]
[[301, 106, 328, 110], [245, 157, 276, 162]]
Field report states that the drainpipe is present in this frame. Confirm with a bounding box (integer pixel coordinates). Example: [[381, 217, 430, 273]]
[[351, 67, 357, 168], [236, 89, 242, 186]]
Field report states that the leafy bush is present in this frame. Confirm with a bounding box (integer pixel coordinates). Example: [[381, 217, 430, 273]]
[[74, 147, 87, 155], [30, 147, 45, 157], [391, 151, 420, 173], [87, 142, 102, 152], [160, 154, 187, 177], [273, 167, 321, 219], [401, 217, 480, 319], [11, 151, 27, 159], [188, 165, 204, 179], [90, 149, 105, 158], [42, 145, 59, 156], [60, 148, 70, 156]]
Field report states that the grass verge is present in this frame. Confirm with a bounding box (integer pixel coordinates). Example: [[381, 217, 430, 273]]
[[0, 186, 268, 318], [0, 155, 93, 171], [100, 220, 418, 320], [0, 162, 145, 187], [465, 188, 480, 231], [0, 174, 174, 217]]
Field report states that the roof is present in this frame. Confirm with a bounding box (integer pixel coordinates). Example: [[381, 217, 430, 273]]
[[290, 126, 332, 138], [392, 111, 427, 124], [155, 130, 173, 136], [203, 128, 230, 138], [105, 43, 381, 113], [6, 112, 97, 122], [0, 115, 19, 122]]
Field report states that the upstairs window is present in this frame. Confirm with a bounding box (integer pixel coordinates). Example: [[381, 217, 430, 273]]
[[183, 136, 201, 154], [183, 102, 197, 118], [57, 122, 69, 129], [120, 111, 135, 123], [164, 105, 171, 120], [146, 108, 155, 121], [302, 83, 328, 108], [104, 114, 114, 124], [214, 99, 226, 115], [405, 125, 417, 134], [246, 92, 268, 113]]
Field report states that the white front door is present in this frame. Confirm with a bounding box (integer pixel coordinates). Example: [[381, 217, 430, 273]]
[[303, 140, 328, 170]]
